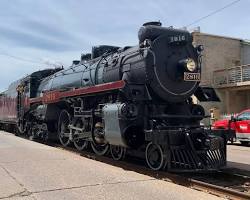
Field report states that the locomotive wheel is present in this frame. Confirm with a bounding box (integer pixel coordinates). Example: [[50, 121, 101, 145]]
[[145, 142, 164, 171], [73, 120, 88, 151], [74, 140, 88, 151], [110, 145, 126, 161], [91, 142, 109, 156], [58, 110, 71, 147], [17, 120, 26, 135], [91, 124, 109, 156], [40, 123, 49, 142]]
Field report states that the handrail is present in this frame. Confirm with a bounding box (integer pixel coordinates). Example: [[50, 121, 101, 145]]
[[213, 64, 250, 87], [214, 64, 250, 72]]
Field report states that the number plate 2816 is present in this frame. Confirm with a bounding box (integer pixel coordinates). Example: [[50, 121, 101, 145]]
[[184, 72, 200, 81]]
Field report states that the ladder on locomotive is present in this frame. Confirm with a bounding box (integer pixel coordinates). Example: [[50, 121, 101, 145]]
[[17, 91, 24, 118], [16, 84, 25, 128]]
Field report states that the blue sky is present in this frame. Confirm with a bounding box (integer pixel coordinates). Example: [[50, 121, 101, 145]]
[[0, 0, 249, 91]]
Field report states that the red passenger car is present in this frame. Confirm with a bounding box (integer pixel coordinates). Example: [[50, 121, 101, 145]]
[[0, 81, 20, 126]]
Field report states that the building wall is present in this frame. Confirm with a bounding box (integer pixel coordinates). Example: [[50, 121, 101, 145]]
[[220, 89, 250, 113], [241, 42, 250, 65], [192, 32, 241, 87], [192, 32, 242, 119]]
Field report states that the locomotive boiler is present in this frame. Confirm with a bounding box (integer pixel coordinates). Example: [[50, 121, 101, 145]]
[[0, 22, 228, 171]]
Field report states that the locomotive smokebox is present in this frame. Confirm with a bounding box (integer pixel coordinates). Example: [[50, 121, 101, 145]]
[[139, 23, 201, 102]]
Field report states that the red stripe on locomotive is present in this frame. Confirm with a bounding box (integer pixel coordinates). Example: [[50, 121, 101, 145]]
[[28, 80, 126, 105]]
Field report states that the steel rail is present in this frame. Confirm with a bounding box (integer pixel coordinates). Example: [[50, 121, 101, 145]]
[[188, 179, 250, 200]]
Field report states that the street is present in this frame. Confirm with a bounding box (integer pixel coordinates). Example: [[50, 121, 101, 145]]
[[227, 143, 250, 172], [0, 131, 223, 200]]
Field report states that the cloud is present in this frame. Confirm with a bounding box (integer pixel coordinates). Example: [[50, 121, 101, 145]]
[[21, 19, 76, 41], [0, 25, 78, 51], [0, 0, 249, 92]]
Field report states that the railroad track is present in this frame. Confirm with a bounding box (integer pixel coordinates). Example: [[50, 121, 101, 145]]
[[45, 142, 250, 200], [10, 134, 250, 200]]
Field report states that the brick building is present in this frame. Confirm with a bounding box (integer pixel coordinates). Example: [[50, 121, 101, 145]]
[[192, 31, 250, 121]]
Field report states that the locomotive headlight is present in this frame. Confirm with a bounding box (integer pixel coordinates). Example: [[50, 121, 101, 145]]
[[186, 58, 196, 72]]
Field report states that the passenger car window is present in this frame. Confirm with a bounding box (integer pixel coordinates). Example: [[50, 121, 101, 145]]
[[237, 112, 250, 121]]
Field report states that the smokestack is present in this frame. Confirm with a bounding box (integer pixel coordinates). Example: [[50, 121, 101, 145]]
[[72, 60, 80, 65]]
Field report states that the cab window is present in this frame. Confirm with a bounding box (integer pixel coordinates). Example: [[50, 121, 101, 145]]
[[237, 112, 250, 121]]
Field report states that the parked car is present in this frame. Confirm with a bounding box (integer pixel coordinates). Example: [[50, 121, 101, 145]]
[[212, 109, 250, 145]]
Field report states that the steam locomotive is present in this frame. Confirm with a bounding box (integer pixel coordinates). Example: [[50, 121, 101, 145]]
[[0, 22, 228, 171]]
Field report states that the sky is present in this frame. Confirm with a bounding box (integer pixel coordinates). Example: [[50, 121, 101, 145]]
[[0, 0, 249, 91]]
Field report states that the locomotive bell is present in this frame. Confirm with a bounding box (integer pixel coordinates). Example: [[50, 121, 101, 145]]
[[196, 45, 204, 53]]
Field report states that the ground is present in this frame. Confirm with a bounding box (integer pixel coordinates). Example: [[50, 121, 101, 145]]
[[1, 131, 246, 200], [227, 143, 250, 172]]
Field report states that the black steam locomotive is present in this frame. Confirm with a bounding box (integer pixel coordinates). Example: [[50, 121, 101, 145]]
[[0, 22, 228, 171]]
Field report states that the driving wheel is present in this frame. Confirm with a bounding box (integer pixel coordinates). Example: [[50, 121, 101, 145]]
[[58, 110, 71, 147]]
